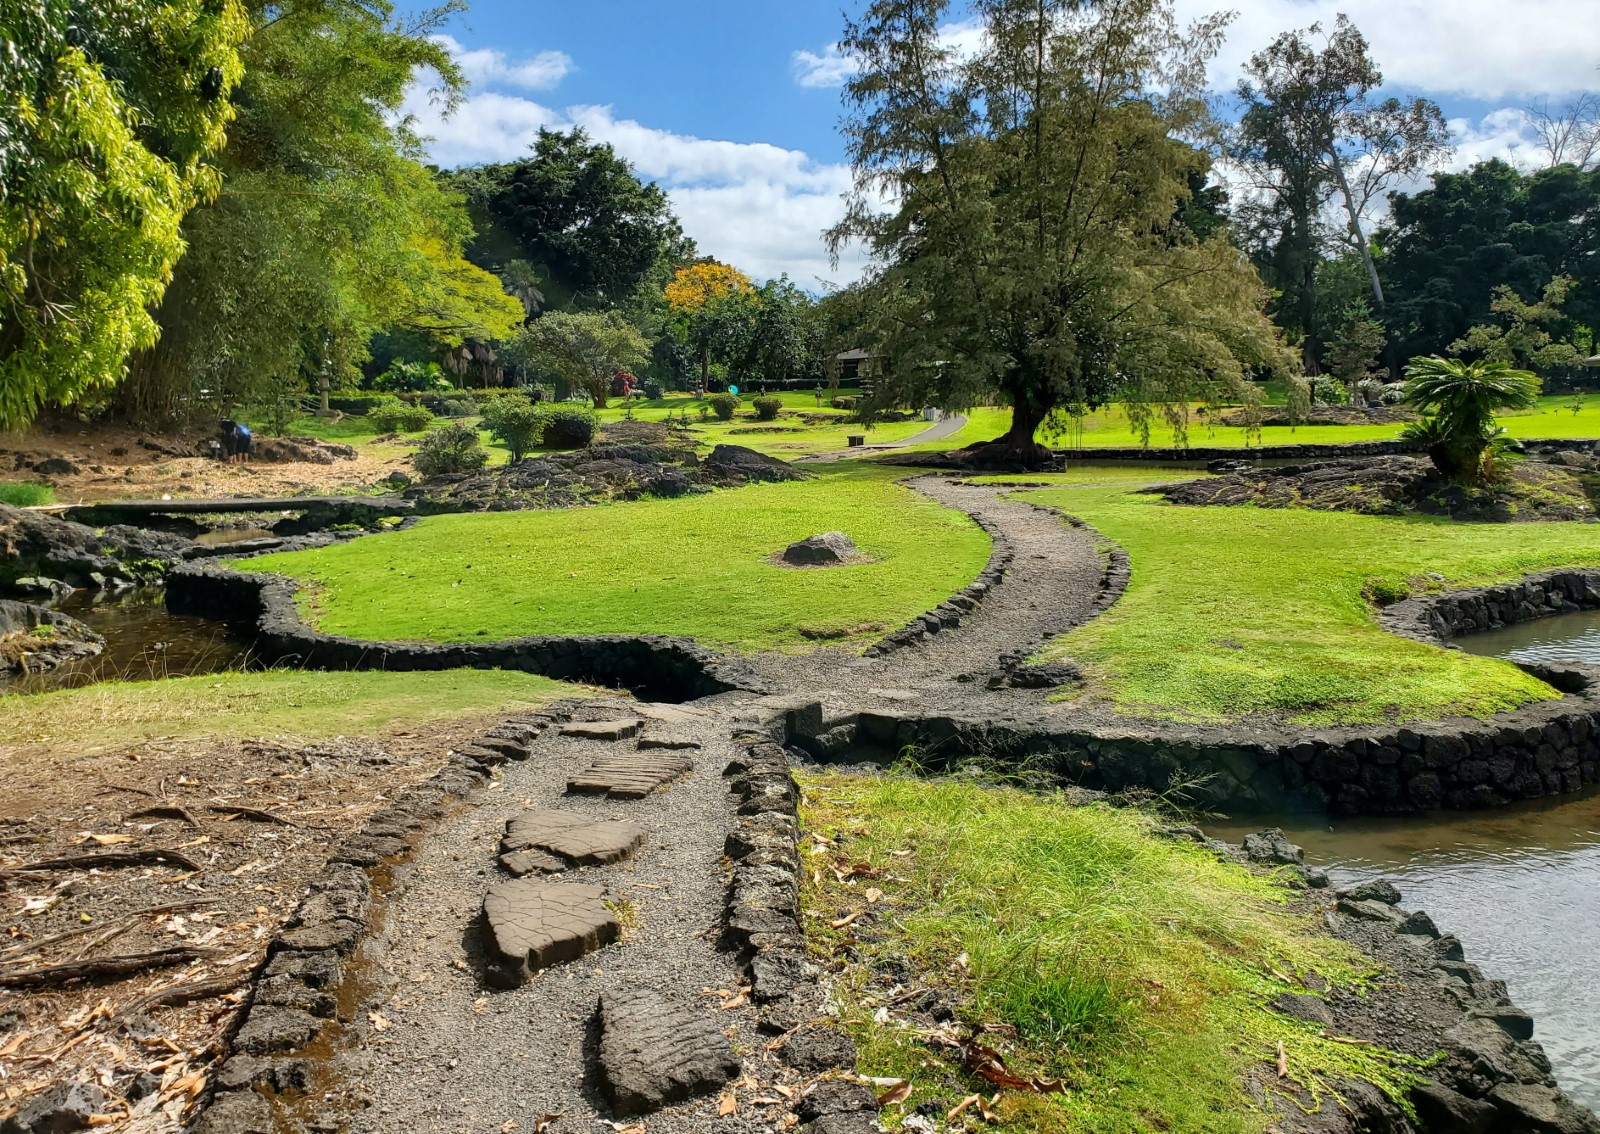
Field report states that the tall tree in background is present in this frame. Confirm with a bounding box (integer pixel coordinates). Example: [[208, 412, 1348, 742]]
[[1231, 15, 1448, 369], [505, 310, 648, 408], [0, 0, 247, 427], [664, 260, 754, 388], [828, 0, 1297, 465], [118, 0, 522, 425], [453, 129, 689, 310]]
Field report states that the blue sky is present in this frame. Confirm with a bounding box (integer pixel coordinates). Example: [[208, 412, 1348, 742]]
[[403, 1, 1600, 287]]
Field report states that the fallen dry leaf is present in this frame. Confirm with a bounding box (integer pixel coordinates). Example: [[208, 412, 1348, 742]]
[[829, 911, 861, 929], [876, 1079, 913, 1106], [368, 1010, 389, 1032], [865, 887, 883, 904], [718, 1091, 737, 1116], [86, 833, 137, 846], [532, 1115, 561, 1134], [719, 991, 748, 1011]]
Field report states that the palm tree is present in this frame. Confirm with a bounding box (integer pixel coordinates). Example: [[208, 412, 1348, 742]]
[[1399, 356, 1540, 484]]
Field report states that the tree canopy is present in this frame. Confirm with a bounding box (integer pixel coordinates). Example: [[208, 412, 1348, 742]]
[[452, 129, 690, 311], [505, 309, 649, 408], [0, 0, 247, 427], [828, 0, 1298, 464]]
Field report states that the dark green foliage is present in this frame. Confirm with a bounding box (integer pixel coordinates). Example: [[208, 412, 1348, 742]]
[[708, 394, 741, 421], [369, 398, 435, 433], [541, 407, 598, 449], [451, 128, 686, 308], [374, 360, 451, 393], [328, 395, 392, 415], [437, 396, 478, 418], [831, 396, 859, 411], [1381, 161, 1600, 361], [641, 380, 665, 401], [414, 422, 488, 477], [752, 396, 783, 421]]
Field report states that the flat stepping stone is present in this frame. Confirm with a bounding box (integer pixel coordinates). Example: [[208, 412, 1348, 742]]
[[597, 988, 741, 1116], [561, 719, 642, 741], [632, 703, 712, 725], [503, 809, 647, 866], [637, 731, 702, 751], [482, 880, 618, 985], [499, 849, 569, 877], [568, 752, 693, 799]]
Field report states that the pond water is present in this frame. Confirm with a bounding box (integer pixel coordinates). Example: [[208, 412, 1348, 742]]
[[3, 588, 256, 695], [1207, 792, 1600, 1110], [1456, 609, 1600, 666]]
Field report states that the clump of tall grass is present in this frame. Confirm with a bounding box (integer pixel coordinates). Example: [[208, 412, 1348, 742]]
[[802, 773, 1423, 1133]]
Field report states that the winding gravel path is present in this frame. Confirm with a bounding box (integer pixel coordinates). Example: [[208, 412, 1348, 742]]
[[280, 476, 1105, 1132]]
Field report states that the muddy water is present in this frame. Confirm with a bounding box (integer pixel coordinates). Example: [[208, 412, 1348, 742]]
[[1455, 609, 1600, 666], [4, 589, 256, 695]]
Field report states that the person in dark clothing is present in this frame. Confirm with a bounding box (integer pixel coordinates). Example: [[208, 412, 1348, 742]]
[[218, 420, 253, 462]]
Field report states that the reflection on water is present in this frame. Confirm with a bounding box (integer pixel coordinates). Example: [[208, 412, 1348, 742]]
[[3, 588, 256, 695], [1208, 792, 1600, 1109], [1457, 609, 1600, 666]]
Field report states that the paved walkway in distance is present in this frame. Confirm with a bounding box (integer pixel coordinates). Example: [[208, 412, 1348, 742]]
[[800, 411, 969, 462]]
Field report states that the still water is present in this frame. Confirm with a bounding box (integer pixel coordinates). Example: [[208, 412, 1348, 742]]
[[1211, 614, 1600, 1108], [3, 588, 255, 695]]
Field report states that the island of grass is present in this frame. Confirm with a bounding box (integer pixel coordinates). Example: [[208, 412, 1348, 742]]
[[238, 463, 990, 652], [997, 469, 1600, 725], [803, 772, 1420, 1133]]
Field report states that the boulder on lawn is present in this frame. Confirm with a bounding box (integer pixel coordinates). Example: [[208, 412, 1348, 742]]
[[781, 532, 862, 567], [703, 444, 811, 485]]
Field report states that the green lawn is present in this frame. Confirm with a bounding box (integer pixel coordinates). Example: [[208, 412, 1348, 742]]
[[895, 395, 1600, 454], [1008, 470, 1600, 724], [804, 773, 1417, 1133], [0, 669, 574, 754], [239, 463, 990, 652], [0, 482, 54, 507]]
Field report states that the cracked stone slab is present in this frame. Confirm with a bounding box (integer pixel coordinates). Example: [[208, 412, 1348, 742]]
[[503, 809, 647, 866], [596, 988, 741, 1116], [568, 752, 694, 799], [499, 849, 569, 877], [482, 880, 618, 985], [560, 719, 642, 741], [636, 730, 702, 751]]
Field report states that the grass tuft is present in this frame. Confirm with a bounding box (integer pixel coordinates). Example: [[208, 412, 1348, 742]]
[[0, 482, 55, 507], [803, 773, 1424, 1133]]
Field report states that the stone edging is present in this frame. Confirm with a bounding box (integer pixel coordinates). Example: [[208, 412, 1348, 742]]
[[861, 509, 1015, 658], [1381, 567, 1600, 657], [723, 723, 883, 1131], [193, 705, 578, 1134], [165, 560, 766, 702]]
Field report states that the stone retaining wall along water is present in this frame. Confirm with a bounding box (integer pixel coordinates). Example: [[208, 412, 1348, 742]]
[[164, 561, 765, 703]]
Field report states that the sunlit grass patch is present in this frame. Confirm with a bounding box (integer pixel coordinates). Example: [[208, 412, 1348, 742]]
[[802, 773, 1424, 1133]]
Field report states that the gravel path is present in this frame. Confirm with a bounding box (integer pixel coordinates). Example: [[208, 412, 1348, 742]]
[[298, 476, 1108, 1132]]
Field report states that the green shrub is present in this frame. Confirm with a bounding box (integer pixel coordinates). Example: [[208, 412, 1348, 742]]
[[414, 422, 489, 477], [437, 395, 478, 418], [831, 396, 858, 411], [709, 393, 742, 421], [1362, 577, 1412, 607], [0, 482, 54, 507], [369, 398, 435, 433], [373, 359, 451, 393], [752, 396, 783, 421], [642, 380, 664, 401], [489, 400, 548, 462], [328, 395, 391, 416], [526, 383, 554, 403], [542, 406, 598, 449]]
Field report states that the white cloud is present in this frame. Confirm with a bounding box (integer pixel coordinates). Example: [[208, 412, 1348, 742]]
[[431, 34, 573, 91], [401, 83, 861, 286], [1176, 0, 1600, 102], [791, 17, 987, 90]]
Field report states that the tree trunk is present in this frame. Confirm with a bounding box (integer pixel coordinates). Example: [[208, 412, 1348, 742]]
[[964, 387, 1053, 469], [698, 344, 709, 392], [1329, 149, 1385, 310]]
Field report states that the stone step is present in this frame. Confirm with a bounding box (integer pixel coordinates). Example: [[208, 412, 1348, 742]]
[[568, 751, 694, 799], [561, 719, 642, 741], [501, 809, 647, 867], [482, 880, 618, 986], [596, 989, 741, 1117]]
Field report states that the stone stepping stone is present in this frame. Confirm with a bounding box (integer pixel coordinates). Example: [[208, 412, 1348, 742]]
[[502, 809, 647, 866], [499, 848, 568, 877], [637, 731, 702, 751], [483, 879, 618, 985], [632, 702, 712, 725], [561, 719, 642, 741], [596, 988, 741, 1116], [568, 752, 694, 799]]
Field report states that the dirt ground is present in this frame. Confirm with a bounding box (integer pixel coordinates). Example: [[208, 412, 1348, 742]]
[[0, 713, 506, 1132], [0, 418, 416, 505]]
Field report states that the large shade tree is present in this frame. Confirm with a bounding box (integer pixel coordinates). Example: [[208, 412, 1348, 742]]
[[118, 0, 523, 426], [827, 0, 1298, 465], [0, 0, 247, 427], [505, 310, 649, 409]]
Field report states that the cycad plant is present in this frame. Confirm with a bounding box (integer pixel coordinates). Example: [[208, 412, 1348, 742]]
[[1399, 357, 1540, 484]]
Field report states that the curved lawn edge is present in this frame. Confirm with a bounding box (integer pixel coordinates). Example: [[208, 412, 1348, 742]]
[[165, 560, 768, 703]]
